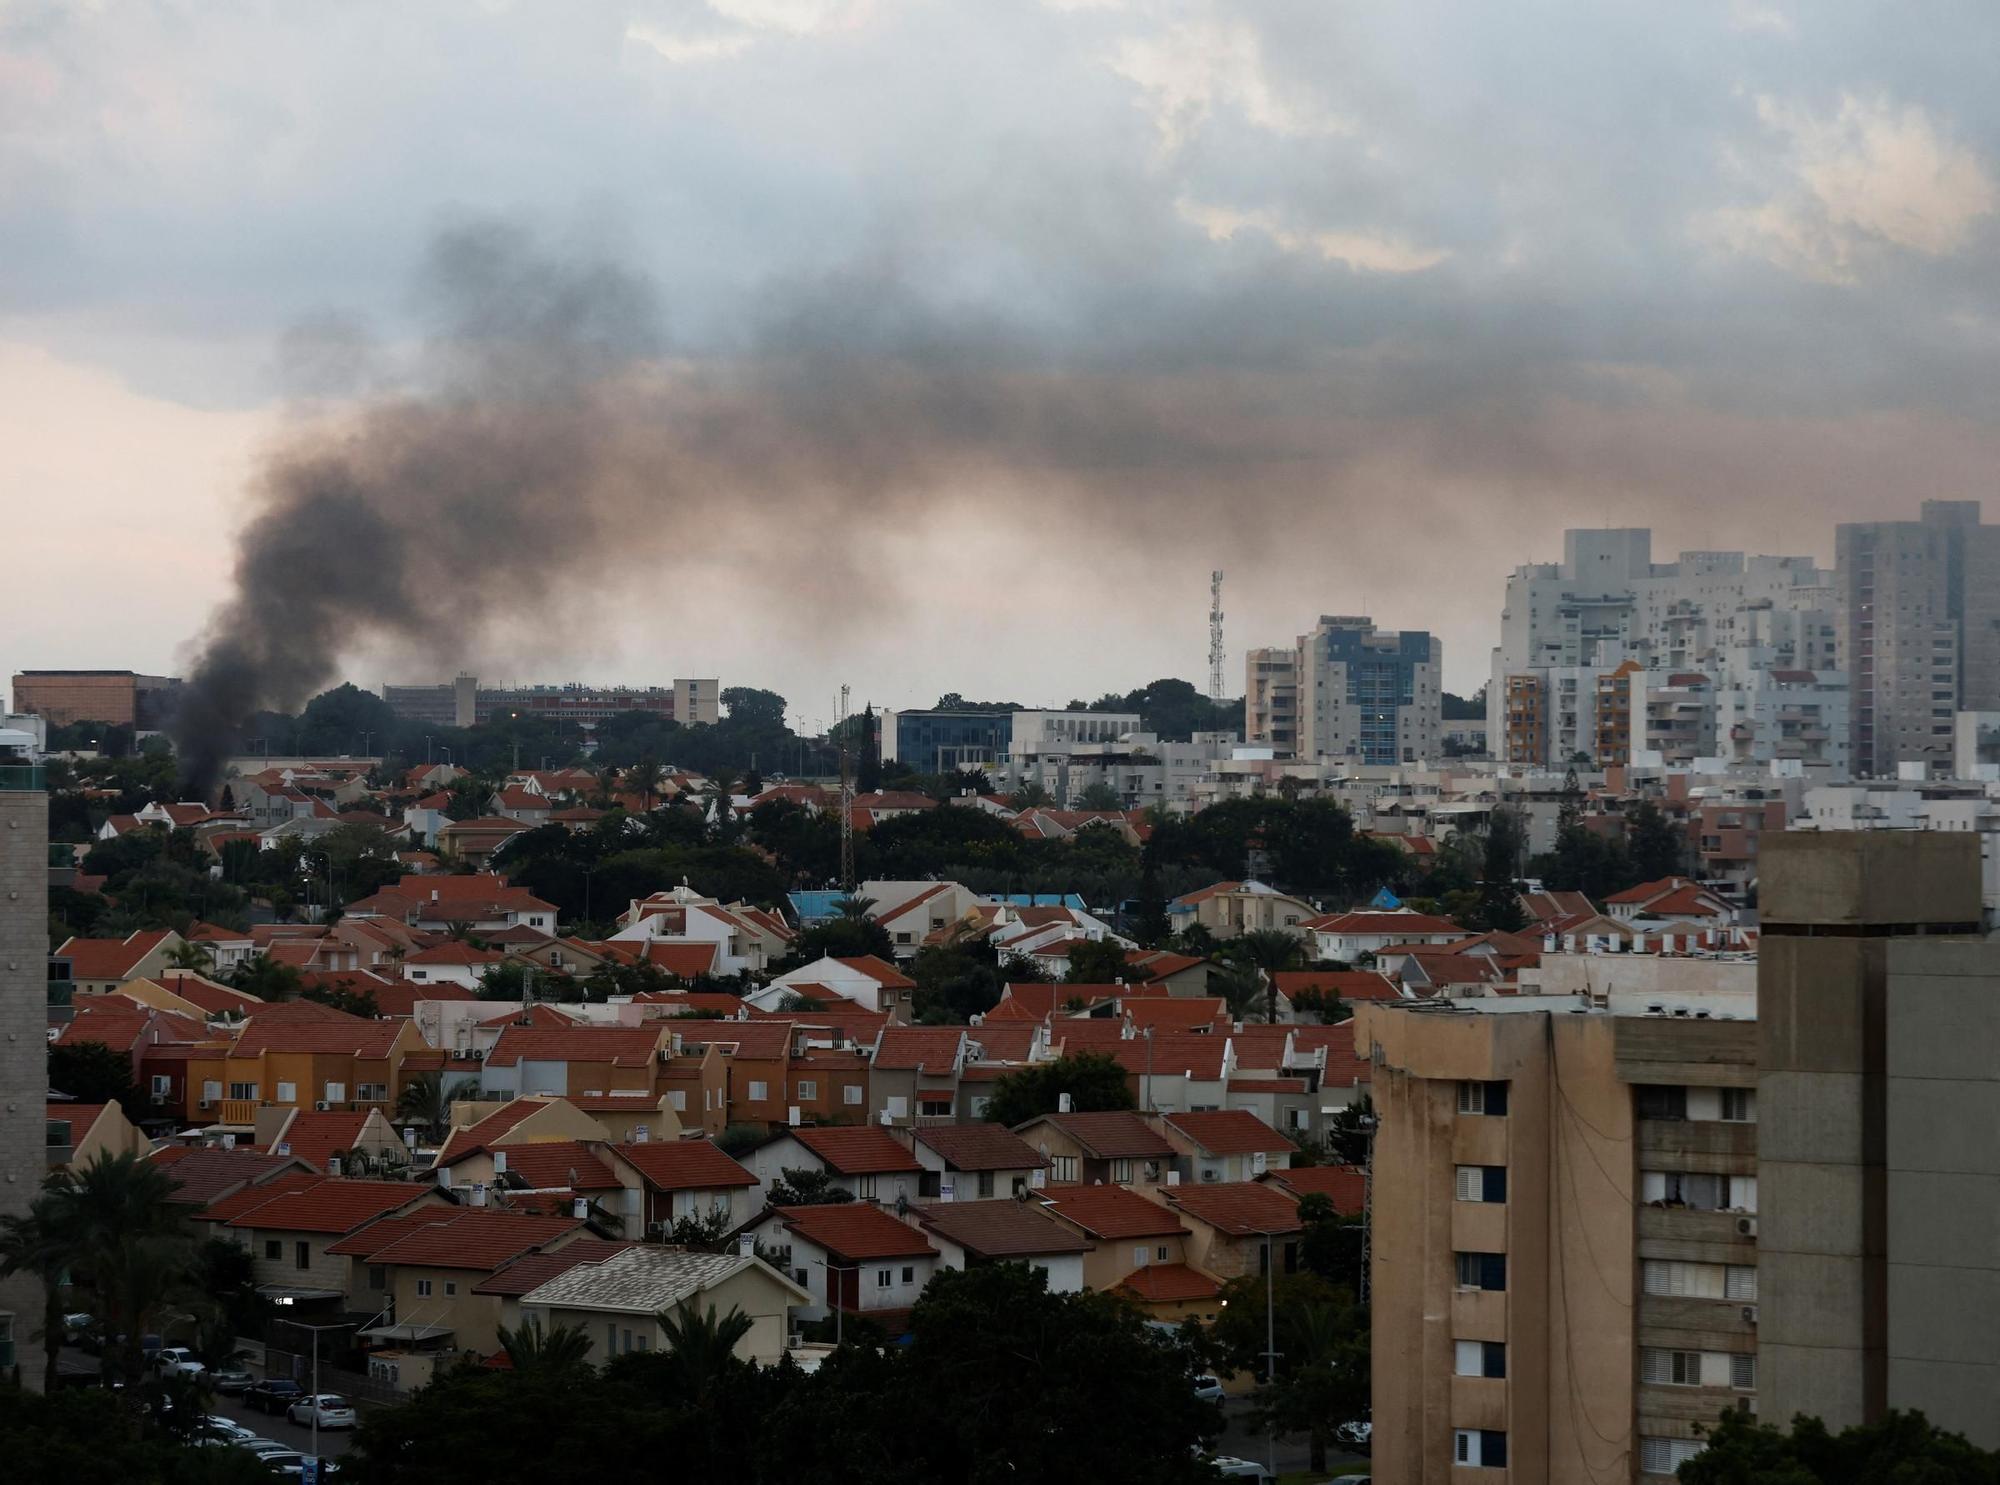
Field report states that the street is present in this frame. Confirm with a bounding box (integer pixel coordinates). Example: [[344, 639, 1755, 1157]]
[[56, 1348, 359, 1463], [1216, 1396, 1367, 1479]]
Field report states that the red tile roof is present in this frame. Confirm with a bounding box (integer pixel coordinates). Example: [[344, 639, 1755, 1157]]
[[232, 1018, 404, 1059], [325, 1206, 461, 1257], [1115, 1262, 1221, 1302], [771, 1202, 936, 1262], [55, 1002, 208, 1054], [434, 1101, 549, 1166], [965, 1024, 1036, 1063], [495, 1140, 620, 1191], [1265, 1164, 1367, 1215], [477, 1004, 582, 1030], [1123, 950, 1206, 982], [1163, 1109, 1296, 1157], [474, 1239, 640, 1296], [407, 942, 508, 966], [154, 1148, 307, 1207], [911, 1123, 1047, 1172], [831, 955, 915, 990], [915, 1199, 1091, 1258], [1271, 970, 1401, 1003], [637, 942, 721, 978], [612, 1137, 756, 1192], [1302, 911, 1464, 936], [787, 1125, 923, 1175], [1124, 998, 1229, 1032], [219, 1177, 435, 1234], [45, 1102, 112, 1135], [1159, 1181, 1302, 1237], [1038, 1184, 1188, 1240], [359, 1209, 581, 1271], [1101, 1032, 1227, 1082], [262, 1110, 370, 1170], [485, 1025, 665, 1068], [55, 929, 175, 981], [1025, 1111, 1173, 1159], [871, 1027, 966, 1074]]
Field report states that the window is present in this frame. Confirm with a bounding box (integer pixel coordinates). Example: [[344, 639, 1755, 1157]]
[[633, 1335, 647, 1352], [295, 1241, 310, 1271], [668, 1090, 687, 1112], [796, 1080, 817, 1101], [265, 1240, 281, 1261], [1455, 1165, 1507, 1203], [1643, 1170, 1723, 1209], [843, 1085, 864, 1106], [885, 1096, 909, 1118], [1133, 1246, 1150, 1268], [1457, 1081, 1508, 1116], [976, 1171, 994, 1198], [1730, 1353, 1756, 1390], [417, 1279, 433, 1297], [1636, 1084, 1687, 1120], [1640, 1437, 1704, 1474], [1050, 1155, 1078, 1182], [1641, 1348, 1701, 1385], [275, 1081, 297, 1104], [1455, 1252, 1506, 1291], [359, 1082, 388, 1102], [919, 1171, 942, 1199], [876, 1269, 892, 1289], [202, 1080, 221, 1105], [606, 1323, 618, 1357], [1109, 1159, 1133, 1183], [1157, 1244, 1170, 1262], [748, 1080, 769, 1101], [856, 1174, 877, 1199], [1721, 1088, 1755, 1122], [444, 1281, 457, 1297], [901, 1266, 915, 1284], [228, 1082, 259, 1101], [1454, 1340, 1506, 1378], [1728, 1176, 1758, 1212], [1454, 1430, 1507, 1467], [368, 1265, 386, 1290], [1725, 1265, 1758, 1300]]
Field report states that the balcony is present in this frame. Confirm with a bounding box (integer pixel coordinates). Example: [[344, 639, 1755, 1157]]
[[0, 764, 45, 791], [1638, 1118, 1757, 1164], [1637, 1206, 1758, 1264], [218, 1099, 258, 1126]]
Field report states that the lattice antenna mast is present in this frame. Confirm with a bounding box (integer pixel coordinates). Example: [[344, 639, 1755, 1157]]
[[1208, 569, 1226, 705], [837, 683, 855, 892]]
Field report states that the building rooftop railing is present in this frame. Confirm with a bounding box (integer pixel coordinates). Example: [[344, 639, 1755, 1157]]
[[0, 764, 45, 791]]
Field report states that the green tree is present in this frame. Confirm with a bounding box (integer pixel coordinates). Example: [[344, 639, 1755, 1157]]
[[1678, 1407, 2000, 1483], [767, 1168, 855, 1206], [662, 1206, 737, 1252], [1627, 799, 1690, 883], [1212, 1270, 1369, 1474], [655, 1298, 756, 1411], [303, 978, 382, 1018], [1010, 779, 1053, 809], [1074, 781, 1123, 811], [396, 1071, 473, 1144], [982, 1052, 1136, 1126], [1131, 861, 1172, 948], [229, 952, 305, 1001], [1222, 928, 1305, 1025], [49, 1041, 148, 1121], [1064, 937, 1132, 985], [0, 1193, 75, 1393], [163, 940, 215, 975], [497, 1316, 597, 1377], [908, 938, 1006, 1023], [857, 705, 882, 794]]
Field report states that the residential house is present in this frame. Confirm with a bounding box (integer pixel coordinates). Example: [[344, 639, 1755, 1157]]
[[1304, 909, 1466, 964], [859, 880, 991, 956], [152, 1145, 311, 1214], [469, 1237, 638, 1356], [1149, 1181, 1302, 1281], [1035, 1184, 1216, 1323], [1604, 876, 1735, 926], [913, 1199, 1090, 1292], [755, 955, 916, 1020], [130, 970, 263, 1021], [744, 1203, 938, 1330], [401, 941, 507, 990], [1271, 969, 1403, 1016], [602, 1137, 760, 1237], [607, 886, 794, 975], [1258, 1163, 1367, 1217], [741, 1125, 924, 1208], [202, 1175, 449, 1311], [1012, 1111, 1175, 1188], [1101, 1030, 1233, 1115], [907, 1123, 1048, 1201], [990, 904, 1134, 967], [55, 929, 185, 994], [481, 1024, 669, 1100], [435, 816, 527, 866], [255, 1106, 407, 1176], [345, 874, 559, 935], [433, 1098, 614, 1189], [339, 1208, 585, 1361], [220, 1015, 422, 1118], [562, 1091, 684, 1143], [1159, 1110, 1296, 1184], [46, 1100, 146, 1170], [1122, 949, 1214, 996], [783, 1049, 873, 1126], [1170, 881, 1317, 940], [57, 999, 212, 1089], [518, 1248, 810, 1367], [867, 1026, 968, 1126], [183, 923, 257, 975]]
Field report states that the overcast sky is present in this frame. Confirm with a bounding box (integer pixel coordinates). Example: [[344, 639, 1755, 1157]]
[[7, 0, 2000, 721]]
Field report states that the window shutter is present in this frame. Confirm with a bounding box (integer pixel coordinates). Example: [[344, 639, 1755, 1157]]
[[1725, 1265, 1757, 1300], [1731, 1353, 1755, 1389], [1641, 1348, 1670, 1383], [1641, 1438, 1671, 1474], [1455, 1166, 1478, 1201]]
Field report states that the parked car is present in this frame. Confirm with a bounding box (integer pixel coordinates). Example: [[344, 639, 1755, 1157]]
[[1191, 1374, 1225, 1403], [213, 1367, 256, 1395], [156, 1347, 206, 1380], [244, 1378, 305, 1413], [273, 1459, 342, 1479], [1334, 1418, 1372, 1454], [202, 1415, 257, 1441], [251, 1449, 305, 1473], [62, 1312, 93, 1344], [1208, 1457, 1275, 1483], [287, 1394, 357, 1430]]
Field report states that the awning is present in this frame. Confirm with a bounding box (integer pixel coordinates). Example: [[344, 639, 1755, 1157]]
[[256, 1284, 347, 1304], [359, 1322, 455, 1344]]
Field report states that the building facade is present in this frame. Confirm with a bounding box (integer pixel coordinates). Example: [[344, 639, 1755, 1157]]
[[880, 709, 1014, 776], [0, 752, 49, 1384], [1248, 616, 1441, 765], [380, 676, 720, 729], [1358, 956, 1760, 1483], [9, 670, 181, 729], [1244, 647, 1300, 754]]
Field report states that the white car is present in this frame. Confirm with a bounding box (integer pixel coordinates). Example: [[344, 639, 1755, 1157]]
[[1208, 1457, 1275, 1482], [287, 1394, 358, 1430], [200, 1415, 257, 1443], [155, 1347, 206, 1379], [1191, 1374, 1225, 1403]]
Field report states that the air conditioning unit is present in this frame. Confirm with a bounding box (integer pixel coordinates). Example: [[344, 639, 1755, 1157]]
[[1736, 1216, 1758, 1238], [1741, 1305, 1759, 1325], [198, 1099, 213, 1110], [647, 1220, 671, 1240], [315, 1101, 332, 1112]]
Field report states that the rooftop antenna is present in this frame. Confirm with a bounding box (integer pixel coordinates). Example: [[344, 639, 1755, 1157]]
[[837, 684, 855, 893], [1209, 569, 1226, 706]]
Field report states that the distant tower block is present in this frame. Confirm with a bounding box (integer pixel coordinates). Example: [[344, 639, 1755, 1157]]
[[1209, 570, 1226, 705]]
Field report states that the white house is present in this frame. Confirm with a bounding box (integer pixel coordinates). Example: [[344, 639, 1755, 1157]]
[[1303, 909, 1466, 963], [741, 1202, 939, 1328], [752, 955, 916, 1019]]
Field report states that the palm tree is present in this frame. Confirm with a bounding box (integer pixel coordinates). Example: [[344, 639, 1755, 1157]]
[[655, 1298, 754, 1407], [1211, 963, 1267, 1023], [833, 895, 877, 922], [164, 940, 215, 975], [396, 1071, 464, 1144], [627, 756, 665, 813], [497, 1315, 596, 1375], [47, 1152, 197, 1389], [0, 1194, 75, 1394], [1223, 928, 1307, 1025]]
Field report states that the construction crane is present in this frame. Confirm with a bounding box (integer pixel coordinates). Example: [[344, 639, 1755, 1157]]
[[836, 683, 855, 893], [1209, 569, 1226, 705]]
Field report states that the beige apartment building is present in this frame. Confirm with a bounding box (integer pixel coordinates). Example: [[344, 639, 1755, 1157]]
[[1357, 955, 1760, 1483]]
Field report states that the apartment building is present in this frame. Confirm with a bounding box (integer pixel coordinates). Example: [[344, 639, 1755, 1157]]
[[1356, 953, 1760, 1483], [1249, 615, 1442, 765], [9, 669, 182, 728], [1757, 830, 1998, 1448], [1837, 500, 2000, 777], [0, 749, 47, 1383], [1244, 647, 1300, 754], [379, 675, 720, 728], [1491, 528, 1835, 768]]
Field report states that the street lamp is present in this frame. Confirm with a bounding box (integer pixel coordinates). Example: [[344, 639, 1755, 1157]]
[[273, 1316, 347, 1472], [1261, 1232, 1281, 1482]]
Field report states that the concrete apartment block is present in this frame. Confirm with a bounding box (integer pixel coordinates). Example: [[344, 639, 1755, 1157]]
[[1756, 830, 1988, 1443], [0, 787, 49, 1386]]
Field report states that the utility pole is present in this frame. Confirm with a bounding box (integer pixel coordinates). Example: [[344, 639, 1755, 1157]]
[[1209, 569, 1226, 707], [837, 685, 855, 893]]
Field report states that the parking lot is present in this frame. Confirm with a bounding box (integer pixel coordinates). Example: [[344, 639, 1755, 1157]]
[[57, 1348, 361, 1463]]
